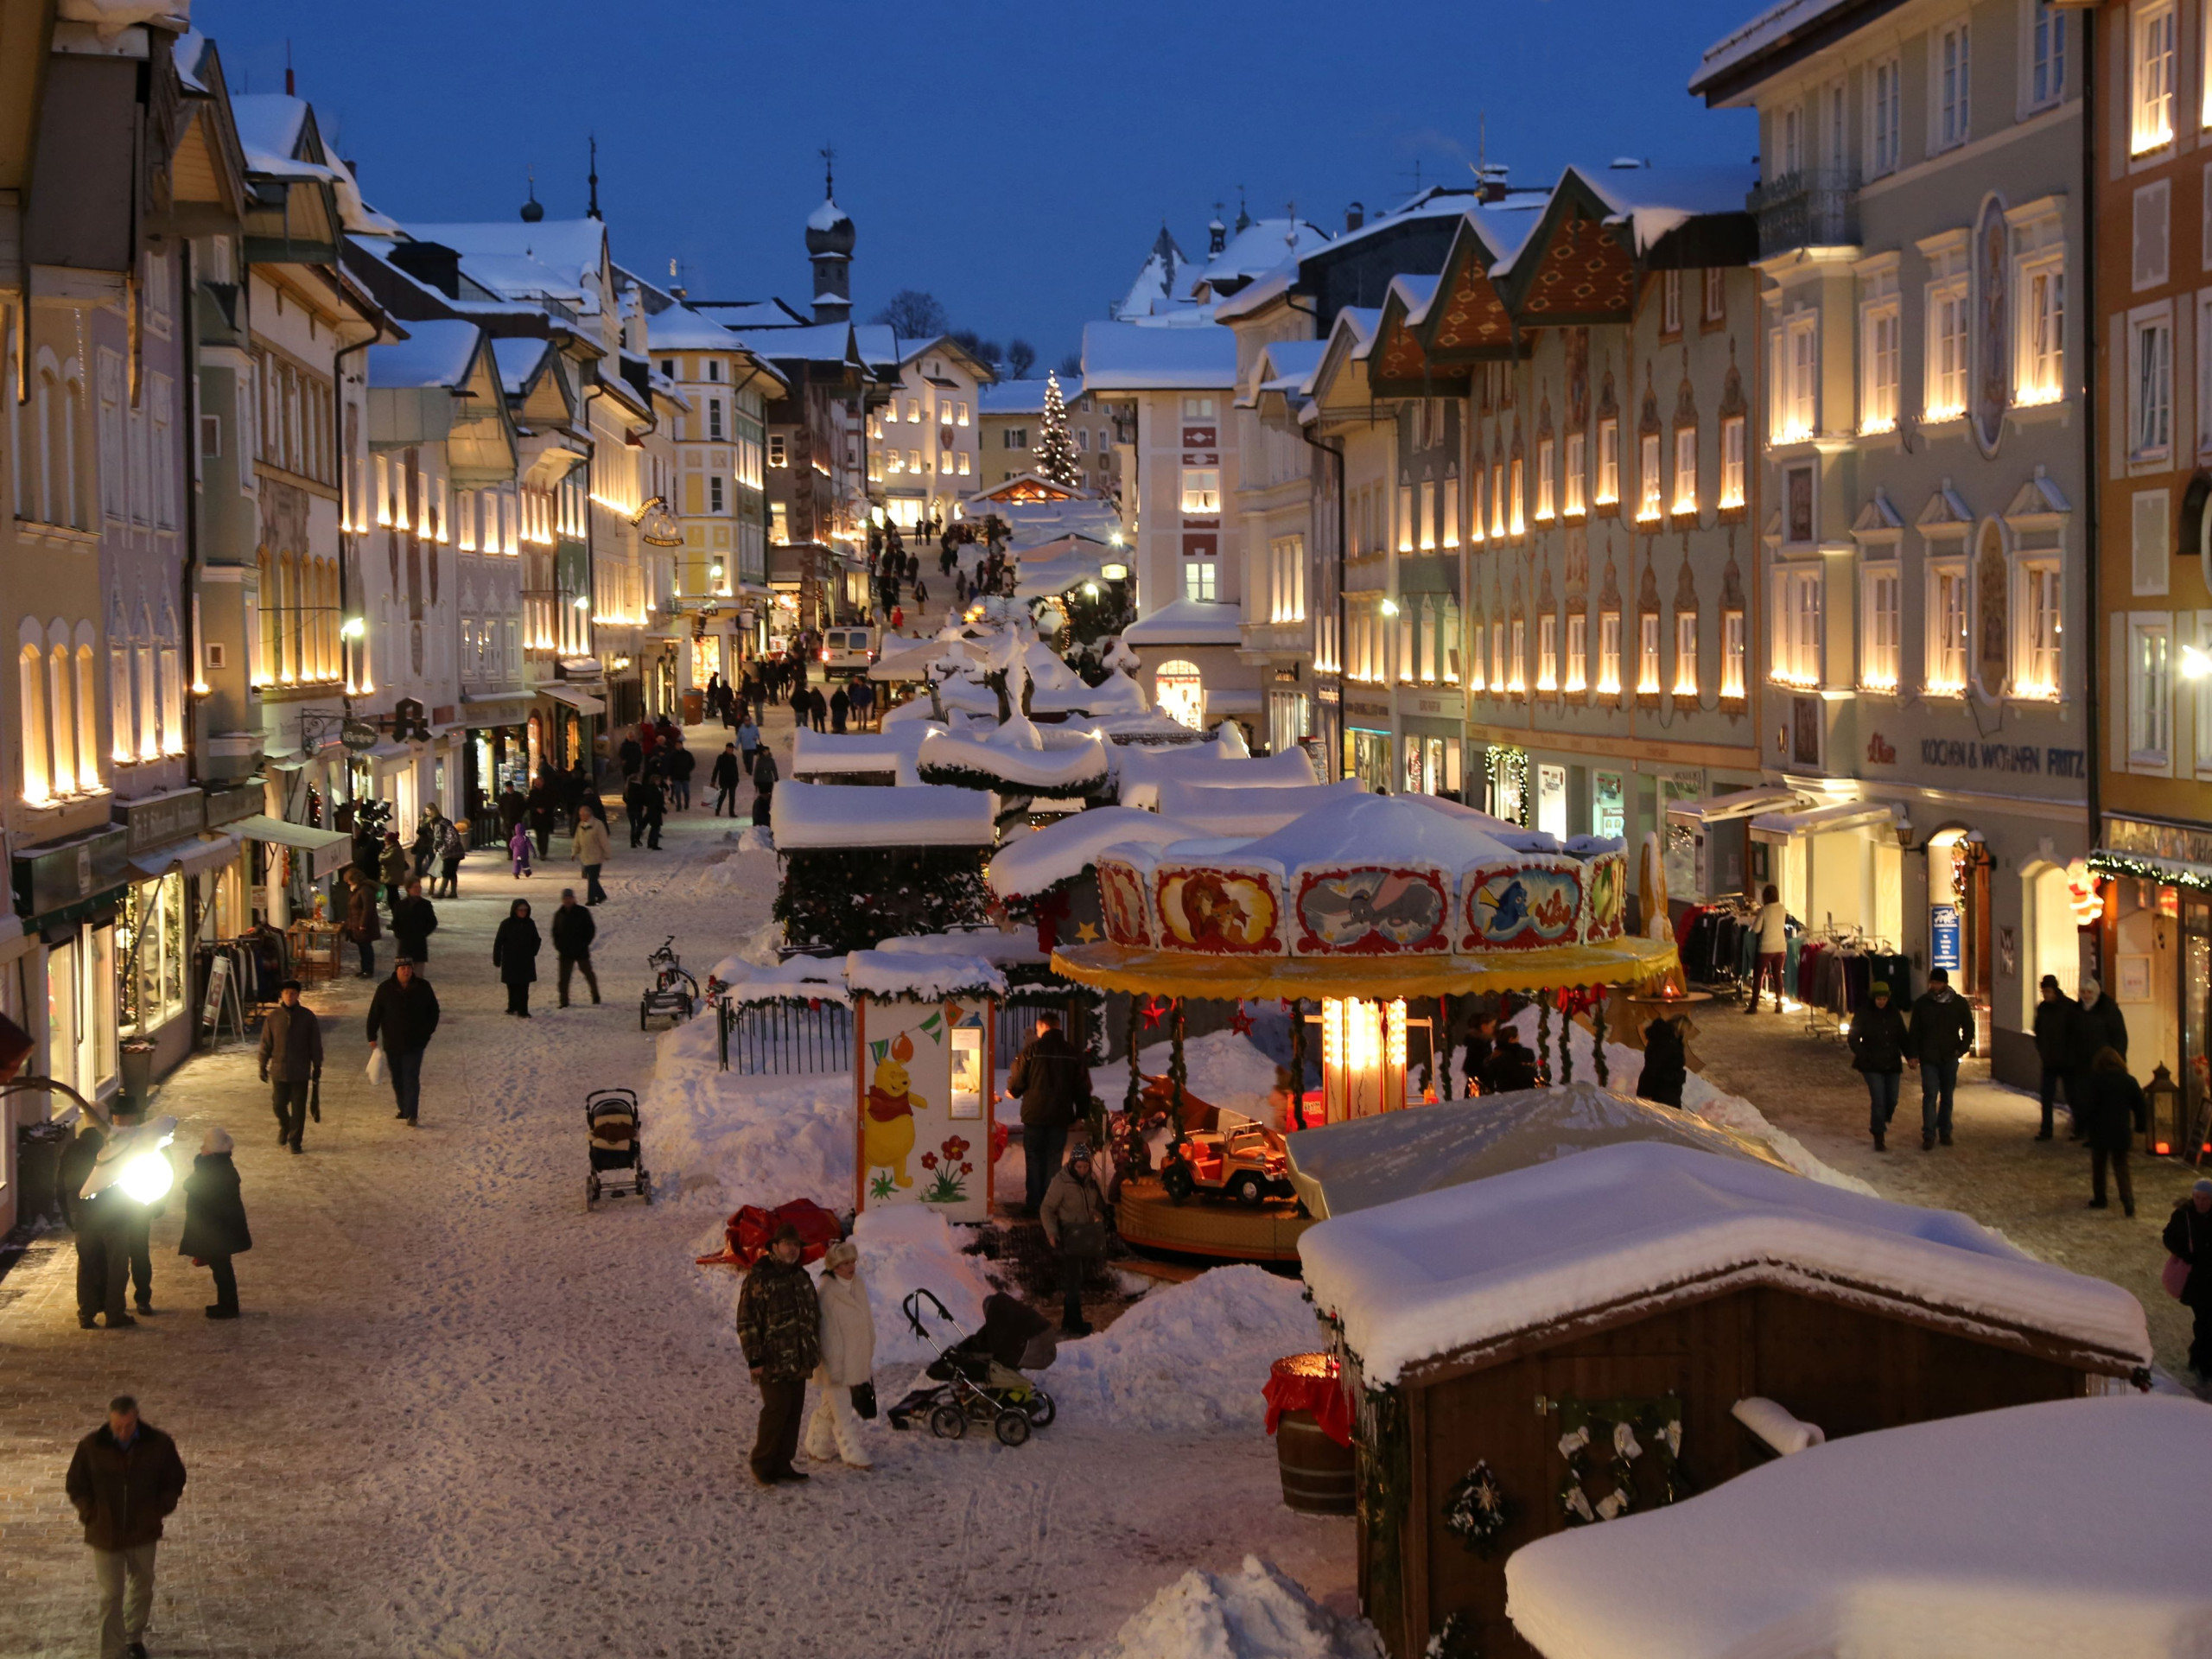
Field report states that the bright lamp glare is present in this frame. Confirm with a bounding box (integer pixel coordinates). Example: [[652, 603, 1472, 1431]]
[[118, 1151, 173, 1205], [340, 617, 365, 639], [2183, 645, 2212, 681], [1084, 582, 1100, 596], [573, 595, 591, 609]]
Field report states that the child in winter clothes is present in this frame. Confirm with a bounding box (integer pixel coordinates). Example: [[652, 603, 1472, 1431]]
[[805, 1239, 876, 1468], [508, 820, 533, 879]]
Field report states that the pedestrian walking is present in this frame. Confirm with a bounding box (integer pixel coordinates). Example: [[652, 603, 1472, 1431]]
[[409, 811, 437, 884], [67, 1394, 186, 1659], [807, 686, 828, 734], [711, 744, 742, 816], [58, 1120, 129, 1329], [1847, 980, 1910, 1151], [750, 746, 779, 827], [2077, 1046, 2146, 1217], [624, 774, 650, 848], [365, 957, 441, 1125], [668, 741, 695, 810], [2165, 1180, 2212, 1379], [552, 889, 601, 1007], [1906, 966, 1976, 1151], [737, 712, 760, 778], [849, 676, 874, 730], [508, 817, 533, 879], [493, 898, 541, 1018], [643, 774, 665, 849], [391, 879, 438, 964], [618, 729, 643, 779], [341, 867, 381, 979], [1636, 1011, 1688, 1109], [498, 784, 527, 842], [257, 979, 322, 1154], [573, 809, 610, 905], [736, 1223, 821, 1487], [1007, 1012, 1090, 1216], [830, 684, 849, 733], [2075, 978, 2129, 1141], [178, 1127, 251, 1318], [2032, 975, 2083, 1141], [804, 1238, 876, 1470], [433, 813, 466, 898], [1747, 882, 1789, 1012], [1039, 1145, 1109, 1336], [528, 777, 557, 860], [378, 832, 409, 912]]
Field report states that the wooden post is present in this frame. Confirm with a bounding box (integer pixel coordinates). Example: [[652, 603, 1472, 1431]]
[[1592, 992, 1610, 1088], [1288, 996, 1307, 1128], [1559, 990, 1574, 1086], [1169, 998, 1188, 1149]]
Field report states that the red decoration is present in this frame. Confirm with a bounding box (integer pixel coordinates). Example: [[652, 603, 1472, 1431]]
[[1263, 1353, 1353, 1447], [1140, 996, 1171, 1029], [695, 1199, 842, 1270], [1228, 1002, 1255, 1037]]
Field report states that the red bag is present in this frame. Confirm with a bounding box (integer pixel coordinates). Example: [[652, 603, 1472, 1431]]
[[696, 1198, 842, 1269], [2164, 1255, 2191, 1300]]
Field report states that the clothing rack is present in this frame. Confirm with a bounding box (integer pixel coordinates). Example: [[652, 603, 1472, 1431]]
[[1791, 918, 1910, 1043]]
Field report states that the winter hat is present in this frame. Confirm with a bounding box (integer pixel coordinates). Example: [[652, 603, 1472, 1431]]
[[823, 1239, 858, 1270], [201, 1126, 233, 1155], [1870, 981, 1891, 997], [2195, 1179, 2212, 1199]]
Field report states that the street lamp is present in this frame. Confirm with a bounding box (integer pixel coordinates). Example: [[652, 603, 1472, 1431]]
[[1102, 563, 1128, 582]]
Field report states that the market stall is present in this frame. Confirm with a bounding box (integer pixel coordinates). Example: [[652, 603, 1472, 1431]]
[[846, 949, 1003, 1224]]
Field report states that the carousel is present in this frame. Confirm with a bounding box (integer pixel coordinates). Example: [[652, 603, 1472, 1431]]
[[1048, 792, 1678, 1260]]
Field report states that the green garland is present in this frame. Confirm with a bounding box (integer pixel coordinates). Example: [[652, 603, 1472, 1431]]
[[773, 845, 991, 955], [916, 760, 1110, 800], [1441, 1459, 1515, 1558], [2087, 849, 2208, 891], [1552, 1393, 1688, 1526]]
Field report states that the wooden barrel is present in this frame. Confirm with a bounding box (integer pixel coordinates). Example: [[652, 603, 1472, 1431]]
[[1276, 1410, 1356, 1513]]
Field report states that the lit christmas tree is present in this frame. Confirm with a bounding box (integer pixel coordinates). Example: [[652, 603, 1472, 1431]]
[[1034, 372, 1083, 489]]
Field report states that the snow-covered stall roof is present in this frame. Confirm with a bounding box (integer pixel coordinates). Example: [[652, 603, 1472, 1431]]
[[1116, 744, 1319, 810], [717, 954, 850, 1007], [918, 724, 1110, 794], [1030, 669, 1147, 719], [876, 929, 1048, 969], [790, 723, 938, 779], [844, 950, 1007, 1002], [1118, 596, 1245, 647], [1506, 1395, 2212, 1659], [1298, 1141, 2152, 1387], [1284, 1081, 1782, 1219], [986, 808, 1204, 902], [1151, 779, 1364, 838], [769, 782, 996, 849]]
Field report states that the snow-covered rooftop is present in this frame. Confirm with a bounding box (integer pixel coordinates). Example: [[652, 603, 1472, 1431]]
[[1080, 321, 1238, 391], [844, 949, 1006, 1003], [733, 323, 857, 366], [986, 807, 1202, 901], [1299, 1141, 2152, 1386], [769, 781, 996, 849], [227, 94, 321, 179], [1566, 162, 1760, 256], [1690, 0, 1852, 99], [1507, 1395, 2212, 1659], [646, 307, 743, 352], [979, 378, 1083, 416], [1191, 218, 1331, 296], [366, 320, 481, 391], [875, 928, 1048, 969], [790, 723, 937, 777], [918, 726, 1109, 793], [1118, 596, 1244, 646], [1149, 779, 1363, 839], [489, 336, 551, 397], [406, 219, 608, 305], [1237, 789, 1513, 873]]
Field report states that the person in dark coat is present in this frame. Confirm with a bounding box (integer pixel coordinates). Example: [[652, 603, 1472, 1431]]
[[1461, 1012, 1497, 1096], [736, 1224, 821, 1487], [618, 732, 643, 779], [58, 1122, 129, 1329], [643, 774, 665, 849], [1039, 1146, 1110, 1336], [497, 785, 527, 839], [1637, 1013, 1688, 1109], [750, 746, 779, 826], [2165, 1179, 2212, 1377], [365, 958, 440, 1125], [711, 744, 742, 817], [390, 879, 438, 965], [807, 686, 828, 734], [1484, 1031, 1541, 1094], [2032, 975, 2083, 1141], [623, 775, 649, 848], [493, 899, 542, 1018], [67, 1394, 187, 1659], [2073, 977, 2127, 1141], [2076, 1046, 2145, 1217], [1007, 1013, 1092, 1216], [177, 1126, 251, 1318], [527, 779, 556, 860], [830, 685, 849, 733], [667, 741, 696, 810], [1848, 980, 1910, 1151], [551, 888, 600, 1007], [257, 979, 323, 1154], [1906, 966, 1976, 1151], [340, 867, 381, 979]]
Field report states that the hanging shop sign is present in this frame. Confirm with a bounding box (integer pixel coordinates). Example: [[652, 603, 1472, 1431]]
[[1930, 904, 1962, 974], [116, 789, 206, 855], [13, 825, 130, 925]]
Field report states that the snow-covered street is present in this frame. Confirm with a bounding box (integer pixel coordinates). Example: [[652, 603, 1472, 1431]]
[[0, 716, 1351, 1659]]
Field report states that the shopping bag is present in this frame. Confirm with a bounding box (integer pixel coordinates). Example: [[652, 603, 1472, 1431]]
[[2164, 1255, 2191, 1300], [850, 1381, 878, 1421], [365, 1046, 389, 1087]]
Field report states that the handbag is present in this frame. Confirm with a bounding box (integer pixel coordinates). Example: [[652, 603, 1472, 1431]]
[[309, 1076, 321, 1123], [365, 1046, 390, 1087], [2164, 1255, 2191, 1300], [850, 1381, 878, 1421]]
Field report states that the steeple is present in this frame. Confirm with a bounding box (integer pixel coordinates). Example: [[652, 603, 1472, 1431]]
[[587, 135, 601, 221], [804, 144, 855, 325], [1207, 202, 1227, 258], [519, 168, 543, 224]]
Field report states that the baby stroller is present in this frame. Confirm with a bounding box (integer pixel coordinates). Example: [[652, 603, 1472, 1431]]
[[584, 1087, 653, 1208], [640, 937, 698, 1031], [887, 1289, 1056, 1446]]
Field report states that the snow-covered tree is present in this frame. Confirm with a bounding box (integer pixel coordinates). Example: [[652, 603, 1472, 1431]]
[[1035, 372, 1082, 488]]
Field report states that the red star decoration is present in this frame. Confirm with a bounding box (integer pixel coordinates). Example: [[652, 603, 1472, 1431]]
[[1228, 1002, 1255, 1037], [1139, 997, 1170, 1029]]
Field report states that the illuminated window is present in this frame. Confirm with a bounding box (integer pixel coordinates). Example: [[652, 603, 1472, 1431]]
[[2134, 2, 2177, 155], [1181, 467, 1222, 514], [1538, 613, 1558, 692], [1509, 456, 1525, 535], [1564, 431, 1586, 516], [1183, 558, 1217, 601], [1861, 566, 1900, 690], [1661, 270, 1681, 334], [1595, 418, 1618, 505], [1673, 611, 1698, 697], [1598, 611, 1621, 696], [1927, 278, 1969, 420], [1639, 613, 1662, 696], [1723, 609, 1746, 697], [2132, 308, 2175, 459], [2015, 251, 2064, 408], [1637, 432, 1662, 520], [1156, 658, 1205, 730], [1441, 474, 1459, 548], [1927, 562, 1969, 693], [2131, 619, 2171, 760], [1719, 416, 1746, 509], [1535, 437, 1555, 520], [1861, 291, 1901, 433], [1565, 613, 1587, 694], [1772, 566, 1823, 687], [1776, 315, 1818, 440], [1419, 480, 1436, 550], [1509, 618, 1527, 693], [1672, 427, 1698, 517], [2020, 563, 2062, 696], [1490, 461, 1506, 537], [1397, 482, 1414, 551]]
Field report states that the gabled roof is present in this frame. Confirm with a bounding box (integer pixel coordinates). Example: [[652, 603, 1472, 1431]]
[[1079, 320, 1237, 391], [404, 219, 610, 312], [895, 334, 998, 385], [1189, 217, 1331, 299], [733, 321, 861, 370], [1413, 211, 1531, 363], [690, 298, 810, 328], [979, 378, 1080, 416], [850, 323, 903, 372], [1305, 306, 1382, 411], [1368, 273, 1464, 398], [367, 318, 482, 390], [1115, 223, 1192, 321]]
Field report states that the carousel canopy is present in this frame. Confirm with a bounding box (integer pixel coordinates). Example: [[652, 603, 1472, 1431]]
[[1152, 779, 1363, 837], [987, 807, 1201, 904], [1281, 1081, 1784, 1219]]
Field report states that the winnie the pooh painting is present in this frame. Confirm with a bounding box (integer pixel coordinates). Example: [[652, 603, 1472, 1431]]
[[864, 1032, 925, 1187]]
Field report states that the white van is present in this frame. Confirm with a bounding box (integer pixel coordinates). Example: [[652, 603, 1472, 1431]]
[[819, 626, 878, 672]]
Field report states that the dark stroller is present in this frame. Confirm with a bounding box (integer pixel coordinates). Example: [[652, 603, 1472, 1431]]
[[887, 1289, 1056, 1446], [584, 1087, 653, 1208]]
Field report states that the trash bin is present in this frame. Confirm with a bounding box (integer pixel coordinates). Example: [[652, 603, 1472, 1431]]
[[683, 690, 705, 726], [118, 1038, 157, 1109], [14, 1117, 71, 1227]]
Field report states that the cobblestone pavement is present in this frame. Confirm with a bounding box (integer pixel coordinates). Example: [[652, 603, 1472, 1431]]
[[1688, 998, 2202, 1380], [0, 711, 1351, 1659]]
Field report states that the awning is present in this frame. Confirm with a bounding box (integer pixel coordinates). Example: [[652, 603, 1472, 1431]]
[[129, 832, 241, 882], [541, 684, 606, 715], [1749, 800, 1908, 845], [365, 741, 416, 772], [1667, 785, 1802, 827], [461, 695, 534, 729], [231, 815, 356, 879]]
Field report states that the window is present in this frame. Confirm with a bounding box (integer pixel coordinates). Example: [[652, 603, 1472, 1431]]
[[2029, 1, 2065, 110], [1509, 456, 1525, 535], [769, 503, 789, 543], [1397, 482, 1414, 551], [1004, 427, 1027, 449], [2134, 2, 2177, 154], [1673, 611, 1699, 696], [1538, 614, 1559, 692], [1181, 396, 1216, 418], [1419, 480, 1437, 549], [1723, 609, 1747, 697], [1862, 565, 1901, 689], [1661, 270, 1682, 334], [1510, 618, 1528, 692], [2135, 488, 2171, 594], [1936, 19, 1972, 151], [1782, 105, 1803, 177], [1777, 315, 1818, 440], [1598, 611, 1622, 696], [1442, 474, 1460, 548], [1928, 562, 1969, 692], [1703, 267, 1726, 324], [1637, 431, 1662, 520], [1638, 613, 1662, 695], [1181, 467, 1222, 513], [1535, 439, 1555, 520], [2015, 252, 2063, 405], [1564, 431, 1586, 516], [908, 448, 922, 474], [1490, 461, 1507, 536], [1928, 278, 1970, 420], [2132, 619, 2172, 761], [1155, 659, 1205, 731], [1565, 613, 1588, 694], [1871, 55, 1902, 176], [1861, 295, 1901, 432], [1183, 561, 1217, 601], [1772, 565, 1823, 686], [767, 433, 787, 467], [1672, 427, 1698, 516], [1595, 418, 1618, 505], [2021, 563, 2062, 696], [2132, 308, 2175, 458], [1827, 79, 1848, 169], [957, 401, 969, 426], [1719, 416, 1746, 510], [906, 398, 921, 423], [1270, 534, 1306, 623], [707, 397, 725, 440], [709, 474, 724, 513]]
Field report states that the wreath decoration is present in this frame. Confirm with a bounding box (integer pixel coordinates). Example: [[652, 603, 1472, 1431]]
[[1553, 1393, 1688, 1527], [1440, 1459, 1515, 1558]]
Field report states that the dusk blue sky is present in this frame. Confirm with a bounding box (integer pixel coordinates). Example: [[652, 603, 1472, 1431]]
[[199, 0, 1761, 364]]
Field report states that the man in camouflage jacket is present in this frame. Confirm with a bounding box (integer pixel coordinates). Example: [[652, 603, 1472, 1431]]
[[737, 1224, 821, 1486]]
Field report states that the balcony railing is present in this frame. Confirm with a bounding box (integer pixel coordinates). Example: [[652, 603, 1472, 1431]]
[[1748, 168, 1859, 257]]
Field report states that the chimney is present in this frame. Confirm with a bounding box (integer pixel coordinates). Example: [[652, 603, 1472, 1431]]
[[1345, 201, 1364, 233]]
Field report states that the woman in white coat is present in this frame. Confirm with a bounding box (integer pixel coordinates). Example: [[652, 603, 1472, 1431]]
[[805, 1239, 876, 1468]]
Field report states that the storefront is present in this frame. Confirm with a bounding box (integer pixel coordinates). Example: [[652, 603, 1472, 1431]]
[[1664, 785, 1800, 911], [114, 788, 245, 1078], [1346, 725, 1393, 796], [11, 824, 130, 1116], [2090, 821, 2212, 1155], [1747, 800, 1908, 946], [229, 813, 354, 929], [538, 680, 606, 776], [1481, 744, 1529, 826]]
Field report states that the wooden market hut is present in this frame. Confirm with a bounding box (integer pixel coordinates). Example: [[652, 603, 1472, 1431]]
[[1297, 1141, 2154, 1659]]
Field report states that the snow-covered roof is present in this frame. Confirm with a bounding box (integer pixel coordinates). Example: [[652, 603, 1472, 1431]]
[[646, 307, 743, 351], [769, 781, 997, 849], [850, 323, 900, 370], [489, 336, 551, 397], [1285, 1081, 1779, 1220], [790, 723, 938, 778], [1080, 320, 1238, 391], [1115, 224, 1192, 321], [876, 928, 1048, 969], [366, 320, 481, 390], [1237, 789, 1515, 873], [1299, 1141, 2152, 1386], [1255, 338, 1327, 396], [979, 378, 1082, 416], [1568, 162, 1759, 255], [719, 954, 850, 1007], [734, 323, 857, 366], [1150, 778, 1364, 838], [1030, 668, 1147, 719], [1211, 267, 1294, 323], [1690, 0, 1852, 99], [844, 949, 1007, 1002], [406, 219, 608, 306], [1507, 1395, 2212, 1659], [807, 196, 852, 233], [986, 806, 1204, 901], [1388, 271, 1444, 326], [227, 94, 321, 180], [1116, 744, 1317, 810], [1119, 596, 1244, 646], [1191, 218, 1331, 296]]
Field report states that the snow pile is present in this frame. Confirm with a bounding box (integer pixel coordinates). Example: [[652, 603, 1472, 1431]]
[[988, 806, 1203, 902], [732, 825, 774, 854], [645, 1016, 850, 1211], [1139, 1030, 1283, 1119], [1506, 1004, 1871, 1195], [1086, 1555, 1382, 1659], [1047, 1266, 1320, 1433], [846, 1203, 995, 1367]]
